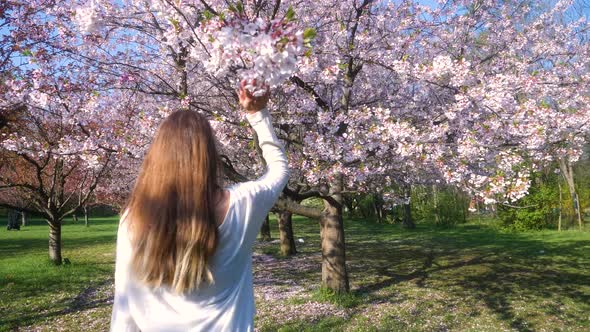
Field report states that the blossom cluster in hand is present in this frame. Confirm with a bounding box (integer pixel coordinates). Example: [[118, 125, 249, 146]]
[[197, 12, 306, 96]]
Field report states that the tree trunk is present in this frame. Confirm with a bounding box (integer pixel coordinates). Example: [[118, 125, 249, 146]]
[[320, 177, 350, 293], [558, 179, 563, 231], [259, 214, 271, 241], [402, 202, 415, 229], [72, 214, 78, 223], [277, 210, 297, 256], [559, 158, 583, 230], [48, 221, 62, 265], [21, 211, 27, 226], [84, 205, 89, 227], [432, 185, 440, 224], [402, 185, 415, 229], [7, 209, 20, 230], [373, 193, 384, 223], [573, 192, 582, 230]]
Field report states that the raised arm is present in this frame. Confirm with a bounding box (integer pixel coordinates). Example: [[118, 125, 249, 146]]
[[246, 108, 289, 192], [233, 83, 290, 244]]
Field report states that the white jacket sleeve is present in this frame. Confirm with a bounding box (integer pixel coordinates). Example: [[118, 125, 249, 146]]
[[110, 213, 140, 332], [234, 109, 290, 245]]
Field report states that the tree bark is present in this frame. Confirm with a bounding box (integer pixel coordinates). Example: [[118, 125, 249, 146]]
[[48, 221, 62, 265], [84, 205, 89, 227], [21, 211, 27, 226], [558, 179, 563, 231], [373, 193, 385, 223], [7, 209, 20, 230], [259, 214, 272, 241], [402, 202, 415, 229], [432, 185, 440, 224], [402, 185, 415, 229], [277, 210, 297, 256], [559, 158, 583, 230], [275, 197, 322, 219], [320, 177, 350, 293]]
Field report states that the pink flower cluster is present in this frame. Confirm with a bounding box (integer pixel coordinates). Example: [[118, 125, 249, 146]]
[[198, 13, 305, 95]]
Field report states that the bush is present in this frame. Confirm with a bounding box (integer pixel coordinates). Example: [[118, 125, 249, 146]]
[[357, 194, 377, 219], [498, 172, 559, 231], [412, 186, 467, 226]]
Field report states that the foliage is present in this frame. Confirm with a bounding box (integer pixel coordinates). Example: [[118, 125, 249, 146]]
[[412, 186, 468, 227], [498, 172, 560, 231], [574, 152, 590, 215], [355, 194, 380, 220], [4, 0, 589, 210]]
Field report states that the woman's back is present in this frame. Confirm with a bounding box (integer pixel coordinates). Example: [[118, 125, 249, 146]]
[[110, 107, 289, 331]]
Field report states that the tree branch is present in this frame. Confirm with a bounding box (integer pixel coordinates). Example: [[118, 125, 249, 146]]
[[275, 197, 322, 219], [290, 76, 330, 111]]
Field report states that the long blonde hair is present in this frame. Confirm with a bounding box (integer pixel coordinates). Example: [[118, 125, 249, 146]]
[[124, 110, 220, 294]]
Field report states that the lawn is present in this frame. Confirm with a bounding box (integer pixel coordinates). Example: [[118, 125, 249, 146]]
[[1, 216, 589, 331]]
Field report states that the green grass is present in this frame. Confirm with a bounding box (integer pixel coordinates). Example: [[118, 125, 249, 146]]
[[1, 215, 589, 331], [310, 287, 363, 309], [255, 216, 590, 331], [0, 217, 118, 331]]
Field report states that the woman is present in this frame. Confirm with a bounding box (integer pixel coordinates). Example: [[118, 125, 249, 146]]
[[110, 83, 289, 331]]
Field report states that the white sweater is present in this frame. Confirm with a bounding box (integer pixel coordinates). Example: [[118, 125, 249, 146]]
[[110, 109, 290, 332]]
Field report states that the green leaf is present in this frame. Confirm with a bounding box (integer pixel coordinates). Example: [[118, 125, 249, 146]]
[[303, 28, 317, 47], [303, 27, 317, 41], [169, 18, 180, 31], [285, 6, 296, 21], [22, 49, 33, 57], [236, 1, 244, 14], [203, 10, 214, 20], [278, 36, 290, 45]]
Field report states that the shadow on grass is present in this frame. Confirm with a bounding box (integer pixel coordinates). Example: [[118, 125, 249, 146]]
[[0, 278, 114, 329], [342, 221, 590, 331], [0, 218, 119, 329]]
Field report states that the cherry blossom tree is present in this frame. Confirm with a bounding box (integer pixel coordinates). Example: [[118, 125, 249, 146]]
[[0, 1, 141, 264], [74, 0, 590, 292], [2, 0, 588, 291]]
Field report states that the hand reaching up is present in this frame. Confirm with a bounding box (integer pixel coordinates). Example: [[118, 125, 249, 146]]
[[238, 80, 270, 114]]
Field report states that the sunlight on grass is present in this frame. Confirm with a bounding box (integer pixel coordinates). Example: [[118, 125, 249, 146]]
[[1, 215, 589, 331], [311, 287, 363, 309], [0, 217, 119, 331]]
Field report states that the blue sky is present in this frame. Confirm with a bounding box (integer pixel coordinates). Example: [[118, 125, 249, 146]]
[[1, 0, 588, 71], [416, 0, 590, 18]]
